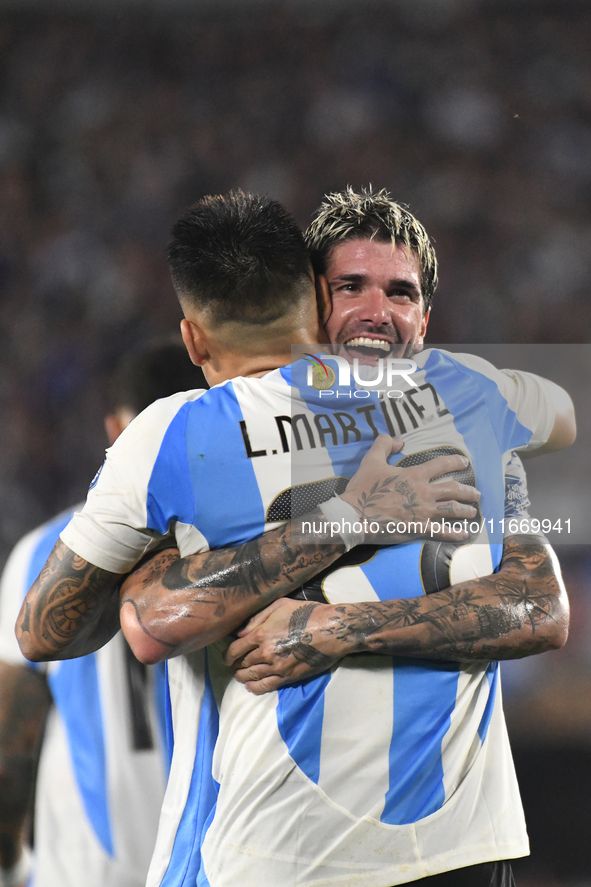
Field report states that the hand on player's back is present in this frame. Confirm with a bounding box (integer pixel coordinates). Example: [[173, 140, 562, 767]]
[[339, 435, 480, 543]]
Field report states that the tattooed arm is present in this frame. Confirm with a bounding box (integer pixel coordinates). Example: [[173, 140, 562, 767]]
[[119, 512, 347, 664], [119, 441, 479, 664], [16, 539, 123, 662], [0, 661, 51, 869], [225, 535, 569, 694]]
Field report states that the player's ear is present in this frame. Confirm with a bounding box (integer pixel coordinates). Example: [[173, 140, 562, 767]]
[[181, 318, 210, 367], [104, 407, 136, 445], [316, 275, 333, 328], [417, 307, 430, 344], [104, 414, 123, 446]]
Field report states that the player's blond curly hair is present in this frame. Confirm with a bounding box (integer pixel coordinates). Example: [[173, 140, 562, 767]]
[[305, 186, 438, 311]]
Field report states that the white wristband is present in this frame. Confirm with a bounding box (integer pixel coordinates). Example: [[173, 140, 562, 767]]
[[318, 496, 365, 552], [0, 846, 33, 887]]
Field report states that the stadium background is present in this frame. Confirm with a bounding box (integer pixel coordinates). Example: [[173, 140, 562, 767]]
[[0, 0, 590, 883]]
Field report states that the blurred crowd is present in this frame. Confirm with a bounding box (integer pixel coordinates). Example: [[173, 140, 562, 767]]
[[0, 2, 590, 883]]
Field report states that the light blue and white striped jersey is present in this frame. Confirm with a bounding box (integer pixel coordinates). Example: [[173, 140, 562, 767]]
[[0, 507, 169, 887], [61, 350, 554, 887]]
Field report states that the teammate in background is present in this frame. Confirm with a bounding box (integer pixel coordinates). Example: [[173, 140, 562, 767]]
[[0, 339, 207, 887], [16, 192, 572, 887]]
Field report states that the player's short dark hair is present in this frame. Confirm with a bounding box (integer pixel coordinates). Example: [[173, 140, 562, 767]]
[[305, 186, 438, 312], [168, 190, 313, 326], [108, 338, 207, 415]]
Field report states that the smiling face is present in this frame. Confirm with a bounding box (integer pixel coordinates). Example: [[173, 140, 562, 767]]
[[323, 237, 430, 360]]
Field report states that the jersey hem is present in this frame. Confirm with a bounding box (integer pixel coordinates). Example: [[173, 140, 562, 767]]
[[198, 841, 530, 887]]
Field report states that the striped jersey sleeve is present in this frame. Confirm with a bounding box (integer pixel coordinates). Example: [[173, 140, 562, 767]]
[[426, 352, 556, 451]]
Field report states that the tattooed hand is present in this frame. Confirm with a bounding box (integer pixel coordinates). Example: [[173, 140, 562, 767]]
[[339, 435, 480, 542], [225, 599, 342, 694]]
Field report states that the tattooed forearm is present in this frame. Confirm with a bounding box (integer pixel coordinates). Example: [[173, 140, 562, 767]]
[[119, 509, 346, 660], [313, 536, 569, 662], [476, 604, 521, 639], [16, 539, 122, 662]]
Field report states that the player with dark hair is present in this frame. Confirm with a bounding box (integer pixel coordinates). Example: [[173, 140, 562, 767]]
[[168, 191, 315, 325], [16, 191, 572, 887], [0, 339, 206, 887]]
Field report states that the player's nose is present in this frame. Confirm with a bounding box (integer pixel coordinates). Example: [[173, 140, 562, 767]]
[[357, 287, 390, 324]]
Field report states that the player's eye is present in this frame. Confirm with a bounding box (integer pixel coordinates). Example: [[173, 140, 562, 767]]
[[389, 288, 419, 302]]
